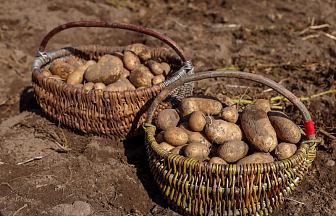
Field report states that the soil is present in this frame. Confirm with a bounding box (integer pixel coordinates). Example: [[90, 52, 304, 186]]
[[0, 0, 335, 215]]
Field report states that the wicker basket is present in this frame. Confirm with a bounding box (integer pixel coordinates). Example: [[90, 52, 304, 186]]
[[31, 21, 194, 141], [143, 71, 317, 216]]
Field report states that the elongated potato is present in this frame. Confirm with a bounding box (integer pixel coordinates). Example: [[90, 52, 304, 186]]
[[125, 43, 151, 61], [159, 142, 175, 152], [254, 99, 271, 113], [218, 106, 239, 123], [164, 127, 188, 146], [49, 61, 75, 79], [147, 59, 164, 75], [205, 119, 243, 144], [155, 109, 180, 131], [129, 64, 154, 87], [217, 140, 249, 163], [93, 82, 106, 90], [66, 65, 88, 85], [273, 142, 297, 160], [99, 54, 124, 67], [184, 142, 210, 160], [85, 61, 122, 85], [241, 104, 278, 152], [105, 79, 128, 91], [209, 157, 227, 165], [123, 51, 141, 71], [236, 152, 274, 165], [268, 111, 301, 144]]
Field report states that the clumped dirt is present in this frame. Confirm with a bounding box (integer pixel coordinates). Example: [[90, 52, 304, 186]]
[[0, 0, 335, 215]]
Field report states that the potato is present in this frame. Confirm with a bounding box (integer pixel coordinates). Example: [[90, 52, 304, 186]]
[[218, 106, 239, 123], [189, 111, 206, 132], [205, 119, 243, 144], [164, 127, 188, 146], [49, 75, 62, 80], [273, 142, 297, 160], [152, 74, 165, 85], [105, 79, 128, 92], [268, 111, 301, 144], [241, 104, 278, 152], [125, 43, 151, 61], [147, 59, 164, 75], [209, 157, 227, 165], [111, 52, 124, 61], [49, 61, 75, 79], [85, 61, 122, 85], [129, 64, 154, 87], [83, 82, 95, 91], [254, 99, 271, 113], [123, 51, 141, 71], [184, 142, 210, 160], [170, 145, 187, 155], [66, 65, 88, 85], [155, 109, 180, 131], [161, 62, 171, 76], [65, 57, 84, 68], [93, 82, 106, 90], [85, 60, 96, 67], [219, 94, 235, 106], [178, 122, 211, 147], [159, 142, 175, 152], [155, 131, 165, 144], [41, 69, 52, 77], [122, 77, 136, 91], [217, 140, 249, 163], [236, 152, 274, 165], [122, 68, 130, 78], [73, 83, 83, 88], [99, 54, 124, 67]]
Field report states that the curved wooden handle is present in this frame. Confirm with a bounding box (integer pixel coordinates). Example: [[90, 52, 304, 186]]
[[38, 21, 189, 62], [146, 70, 315, 141]]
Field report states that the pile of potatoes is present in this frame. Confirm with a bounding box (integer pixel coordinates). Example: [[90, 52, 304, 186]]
[[155, 96, 302, 165], [40, 44, 172, 91]]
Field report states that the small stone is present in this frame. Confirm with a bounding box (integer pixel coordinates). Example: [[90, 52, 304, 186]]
[[326, 159, 335, 167]]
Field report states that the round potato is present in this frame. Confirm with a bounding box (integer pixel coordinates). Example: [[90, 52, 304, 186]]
[[147, 59, 164, 75], [159, 142, 175, 152], [236, 152, 274, 165], [49, 61, 75, 79], [125, 43, 151, 61], [66, 65, 88, 85], [254, 99, 271, 113], [93, 82, 106, 90], [161, 62, 171, 76], [189, 111, 206, 132], [170, 145, 188, 155], [205, 119, 243, 144], [155, 109, 180, 131], [217, 140, 249, 163], [164, 127, 188, 146], [152, 74, 165, 85], [41, 69, 52, 77], [83, 82, 95, 91], [209, 157, 227, 165], [273, 142, 297, 160], [129, 64, 154, 87], [85, 61, 122, 85], [241, 104, 278, 152], [268, 111, 301, 144], [218, 106, 239, 123], [99, 54, 124, 67], [155, 131, 165, 144], [123, 51, 141, 71], [184, 142, 210, 160]]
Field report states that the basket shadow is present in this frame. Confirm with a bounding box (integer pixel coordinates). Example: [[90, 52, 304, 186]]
[[19, 86, 43, 115]]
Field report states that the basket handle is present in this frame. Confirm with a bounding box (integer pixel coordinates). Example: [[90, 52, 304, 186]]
[[145, 70, 316, 141], [37, 21, 189, 62]]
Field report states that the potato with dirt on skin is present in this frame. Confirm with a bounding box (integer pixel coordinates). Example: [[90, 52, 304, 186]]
[[105, 79, 128, 92], [83, 82, 95, 91], [123, 51, 141, 71], [268, 111, 301, 144], [254, 99, 271, 113], [218, 106, 239, 123], [209, 157, 227, 165], [41, 69, 52, 77], [189, 111, 206, 132], [155, 131, 166, 144], [85, 60, 96, 67], [129, 64, 155, 88], [179, 122, 211, 147], [159, 142, 175, 152], [273, 142, 297, 160], [122, 68, 130, 78], [241, 104, 278, 152], [152, 74, 165, 85], [184, 142, 210, 160], [66, 65, 88, 85], [155, 109, 180, 131], [85, 61, 122, 85], [217, 140, 249, 163], [93, 82, 106, 90], [99, 54, 124, 67], [160, 62, 171, 76], [111, 52, 124, 61], [236, 152, 274, 165], [125, 43, 151, 61], [147, 59, 164, 75], [49, 61, 75, 79], [65, 57, 84, 68], [122, 77, 136, 91], [164, 127, 188, 146], [205, 119, 243, 144], [171, 145, 188, 155]]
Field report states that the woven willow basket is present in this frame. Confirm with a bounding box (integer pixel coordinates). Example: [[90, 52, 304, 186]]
[[31, 21, 194, 141], [143, 71, 317, 216]]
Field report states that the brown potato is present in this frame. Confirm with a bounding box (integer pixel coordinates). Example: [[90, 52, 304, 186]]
[[83, 82, 95, 91], [159, 142, 175, 152], [219, 94, 235, 106], [49, 61, 75, 79], [93, 82, 106, 90], [129, 64, 154, 87], [268, 111, 301, 144], [273, 142, 297, 160], [218, 106, 239, 123], [147, 59, 164, 75], [217, 140, 249, 163], [122, 68, 130, 78], [178, 122, 211, 147], [41, 69, 52, 77], [155, 109, 180, 131], [85, 61, 122, 85], [125, 43, 151, 61], [241, 104, 278, 152], [111, 52, 124, 61], [105, 79, 128, 92], [164, 127, 188, 146], [184, 142, 210, 160], [66, 65, 88, 85], [121, 77, 136, 91], [236, 152, 274, 165], [123, 51, 141, 71], [85, 60, 96, 67], [209, 157, 227, 165], [161, 62, 171, 76], [254, 99, 271, 113], [73, 83, 83, 88], [99, 54, 124, 67], [205, 119, 243, 144], [155, 131, 165, 144], [189, 111, 206, 132], [170, 145, 187, 155], [152, 74, 165, 85], [49, 75, 62, 80]]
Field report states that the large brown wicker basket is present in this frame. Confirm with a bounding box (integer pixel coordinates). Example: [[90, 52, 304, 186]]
[[31, 21, 194, 141], [143, 71, 317, 216]]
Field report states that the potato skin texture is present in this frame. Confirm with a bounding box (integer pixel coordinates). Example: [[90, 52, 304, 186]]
[[170, 145, 188, 155], [123, 51, 141, 71], [147, 59, 164, 75], [273, 142, 297, 160], [236, 152, 274, 165], [49, 61, 75, 79], [184, 142, 210, 160], [41, 69, 52, 77], [205, 119, 243, 144], [155, 109, 180, 131], [160, 62, 171, 76], [209, 157, 227, 165], [99, 54, 124, 67], [129, 65, 154, 87], [179, 122, 211, 147], [83, 82, 95, 91], [125, 43, 151, 61], [164, 127, 188, 146], [241, 104, 278, 152], [268, 111, 301, 144], [155, 131, 166, 144], [254, 99, 271, 113], [66, 65, 88, 85], [93, 82, 106, 90], [217, 140, 249, 163], [152, 74, 165, 85], [105, 79, 128, 92], [84, 61, 122, 85], [218, 106, 239, 123], [189, 111, 206, 132], [159, 142, 175, 152]]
